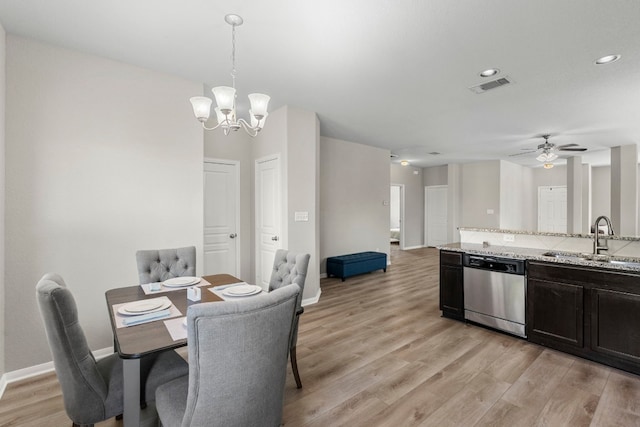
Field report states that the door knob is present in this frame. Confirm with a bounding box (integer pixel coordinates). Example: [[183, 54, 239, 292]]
[[229, 233, 237, 239], [271, 236, 279, 241]]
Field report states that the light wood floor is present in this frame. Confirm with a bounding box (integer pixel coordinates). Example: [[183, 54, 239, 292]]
[[3, 246, 640, 426]]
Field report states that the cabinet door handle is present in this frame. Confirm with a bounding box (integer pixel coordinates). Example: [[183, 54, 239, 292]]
[[229, 233, 237, 239], [271, 236, 279, 241]]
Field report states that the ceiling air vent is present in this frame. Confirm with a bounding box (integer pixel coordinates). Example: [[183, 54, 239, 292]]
[[469, 76, 513, 94]]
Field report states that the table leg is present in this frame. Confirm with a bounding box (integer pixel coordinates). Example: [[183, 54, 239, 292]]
[[123, 358, 141, 427]]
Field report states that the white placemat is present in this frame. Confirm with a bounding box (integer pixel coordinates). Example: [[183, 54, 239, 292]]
[[164, 317, 187, 341], [141, 278, 211, 295], [112, 296, 182, 328]]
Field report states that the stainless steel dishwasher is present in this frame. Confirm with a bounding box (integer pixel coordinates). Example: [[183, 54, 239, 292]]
[[463, 254, 526, 338]]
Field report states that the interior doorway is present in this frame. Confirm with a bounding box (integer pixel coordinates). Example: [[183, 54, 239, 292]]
[[390, 184, 404, 250]]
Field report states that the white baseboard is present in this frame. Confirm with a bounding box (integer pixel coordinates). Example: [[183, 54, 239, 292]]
[[403, 245, 425, 250], [319, 272, 327, 279], [302, 287, 321, 306], [0, 346, 113, 400]]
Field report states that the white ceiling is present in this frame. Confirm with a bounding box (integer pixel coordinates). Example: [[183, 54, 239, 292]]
[[1, 0, 639, 168]]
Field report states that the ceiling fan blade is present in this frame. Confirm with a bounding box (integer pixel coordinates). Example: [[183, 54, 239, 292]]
[[557, 143, 578, 148], [559, 147, 587, 152], [509, 150, 536, 157]]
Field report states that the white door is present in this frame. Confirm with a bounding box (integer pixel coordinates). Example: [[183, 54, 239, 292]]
[[203, 160, 240, 276], [538, 186, 567, 232], [425, 185, 449, 246], [255, 156, 282, 289]]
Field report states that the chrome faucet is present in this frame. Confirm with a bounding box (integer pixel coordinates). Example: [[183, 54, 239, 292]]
[[593, 215, 615, 254]]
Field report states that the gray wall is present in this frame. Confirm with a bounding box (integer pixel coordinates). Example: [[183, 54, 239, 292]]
[[499, 160, 524, 230], [0, 23, 5, 377], [423, 165, 448, 186], [461, 160, 501, 228], [592, 166, 611, 223], [204, 105, 320, 302], [390, 163, 424, 248], [5, 36, 204, 371], [285, 107, 320, 300], [320, 137, 389, 273]]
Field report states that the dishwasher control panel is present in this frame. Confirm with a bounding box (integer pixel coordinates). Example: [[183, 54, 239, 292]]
[[463, 254, 525, 275]]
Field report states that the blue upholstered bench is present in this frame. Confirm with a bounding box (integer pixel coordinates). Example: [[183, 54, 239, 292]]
[[326, 251, 387, 281]]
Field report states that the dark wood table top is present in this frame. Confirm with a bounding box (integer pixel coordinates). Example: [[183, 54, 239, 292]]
[[105, 274, 241, 358]]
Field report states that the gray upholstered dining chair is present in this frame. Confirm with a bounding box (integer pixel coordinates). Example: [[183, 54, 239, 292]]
[[135, 246, 196, 284], [155, 284, 300, 427], [269, 249, 311, 388], [36, 273, 189, 427]]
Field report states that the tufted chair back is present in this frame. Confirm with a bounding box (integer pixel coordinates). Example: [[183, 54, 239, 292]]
[[155, 284, 300, 427], [268, 249, 310, 388], [136, 246, 196, 284], [36, 275, 121, 425], [269, 249, 310, 317]]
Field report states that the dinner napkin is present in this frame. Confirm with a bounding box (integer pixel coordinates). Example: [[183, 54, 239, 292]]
[[122, 309, 171, 326]]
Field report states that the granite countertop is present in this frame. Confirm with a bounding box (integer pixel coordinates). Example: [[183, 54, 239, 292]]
[[438, 242, 640, 273], [458, 227, 640, 242]]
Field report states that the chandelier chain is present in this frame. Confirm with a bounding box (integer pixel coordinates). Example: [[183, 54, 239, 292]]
[[231, 23, 237, 89]]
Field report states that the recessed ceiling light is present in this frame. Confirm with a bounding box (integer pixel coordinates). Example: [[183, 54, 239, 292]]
[[595, 54, 621, 65], [479, 68, 500, 77], [400, 160, 410, 166]]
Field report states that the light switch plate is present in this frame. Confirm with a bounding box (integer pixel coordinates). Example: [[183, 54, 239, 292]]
[[294, 211, 309, 222]]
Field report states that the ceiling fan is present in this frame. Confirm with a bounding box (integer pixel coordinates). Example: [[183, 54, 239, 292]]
[[510, 134, 587, 163]]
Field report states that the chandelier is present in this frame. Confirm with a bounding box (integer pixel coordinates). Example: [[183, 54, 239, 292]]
[[189, 14, 270, 137]]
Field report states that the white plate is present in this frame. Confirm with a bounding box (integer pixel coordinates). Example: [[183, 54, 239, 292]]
[[118, 298, 172, 316], [223, 285, 262, 297], [163, 276, 201, 288]]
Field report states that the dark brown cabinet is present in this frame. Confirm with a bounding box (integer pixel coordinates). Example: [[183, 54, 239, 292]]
[[439, 250, 464, 320], [528, 261, 640, 375], [528, 277, 584, 348], [591, 288, 640, 364]]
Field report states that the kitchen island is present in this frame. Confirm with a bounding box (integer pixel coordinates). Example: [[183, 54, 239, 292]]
[[439, 233, 640, 376]]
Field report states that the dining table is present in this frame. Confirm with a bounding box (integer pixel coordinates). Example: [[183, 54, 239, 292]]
[[105, 274, 246, 427]]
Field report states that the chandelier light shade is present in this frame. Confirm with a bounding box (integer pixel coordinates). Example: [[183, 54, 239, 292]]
[[189, 14, 270, 137], [190, 96, 213, 122]]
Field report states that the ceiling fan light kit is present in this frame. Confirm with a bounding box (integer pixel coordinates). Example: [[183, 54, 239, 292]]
[[536, 151, 558, 162], [189, 14, 270, 137], [510, 134, 588, 169]]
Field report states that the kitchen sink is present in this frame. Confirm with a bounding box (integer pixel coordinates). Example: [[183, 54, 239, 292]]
[[541, 251, 640, 268], [607, 259, 640, 268], [541, 251, 589, 260]]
